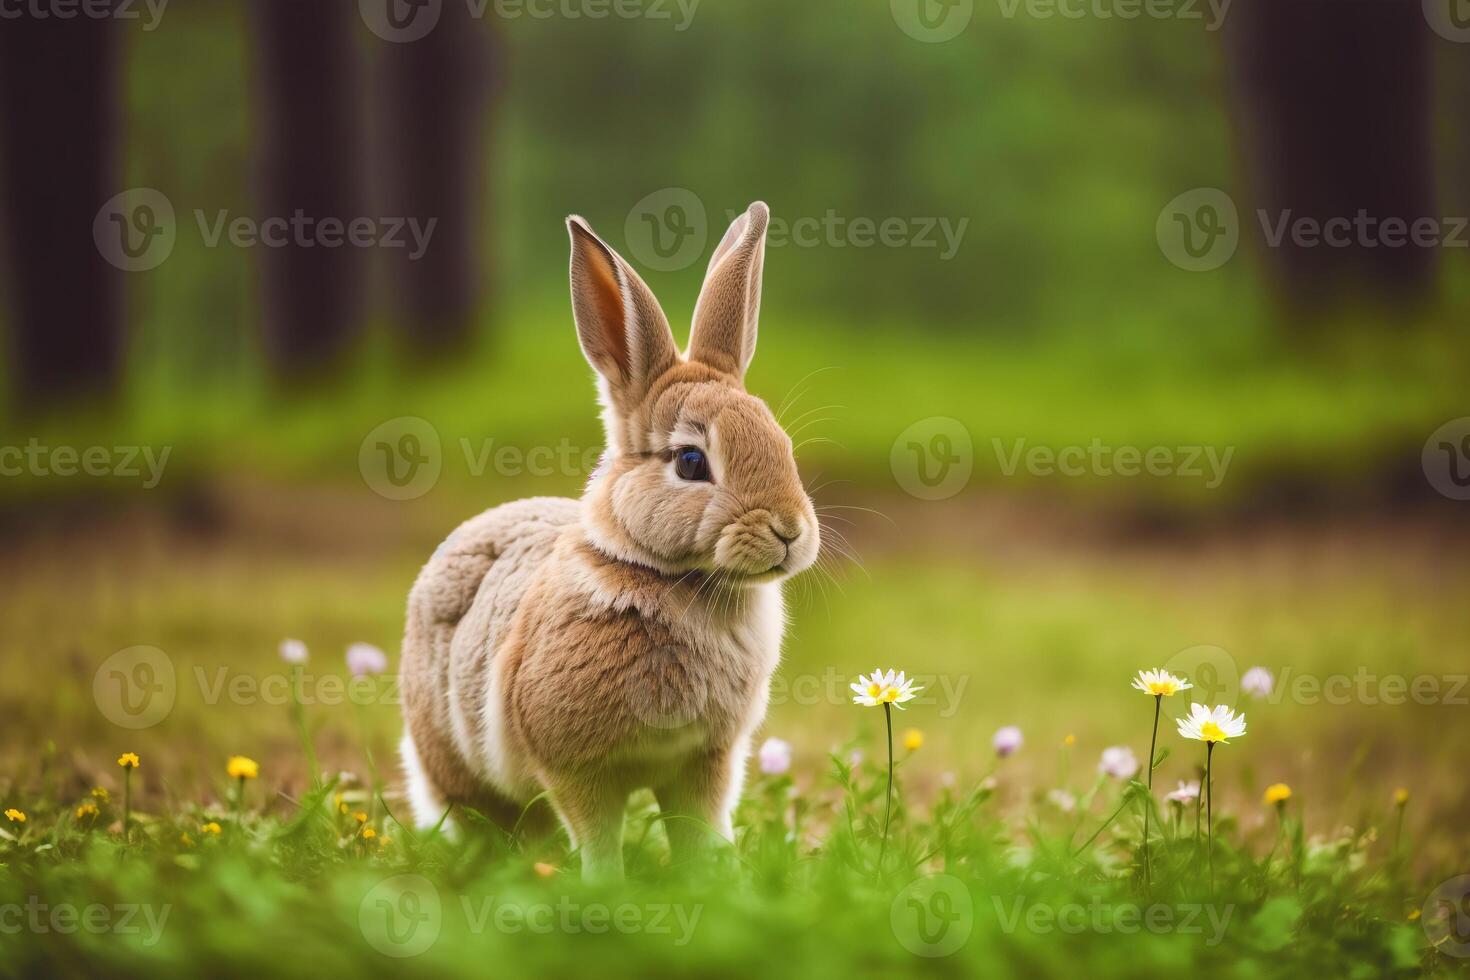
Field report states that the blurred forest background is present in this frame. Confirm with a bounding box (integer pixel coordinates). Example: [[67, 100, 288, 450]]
[[1, 0, 1468, 842]]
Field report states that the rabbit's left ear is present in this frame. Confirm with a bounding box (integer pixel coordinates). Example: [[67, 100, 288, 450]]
[[688, 201, 768, 380]]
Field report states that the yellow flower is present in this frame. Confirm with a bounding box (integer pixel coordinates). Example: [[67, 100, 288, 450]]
[[1394, 788, 1409, 806], [1063, 734, 1076, 747], [1132, 669, 1193, 698], [117, 752, 140, 769], [226, 756, 259, 780], [1263, 783, 1292, 806], [75, 803, 100, 820], [1408, 909, 1421, 921], [903, 729, 924, 751], [91, 787, 110, 804], [378, 837, 391, 847], [354, 811, 368, 824], [849, 669, 923, 709], [201, 821, 222, 835], [180, 832, 195, 847], [362, 827, 377, 840], [4, 808, 25, 824]]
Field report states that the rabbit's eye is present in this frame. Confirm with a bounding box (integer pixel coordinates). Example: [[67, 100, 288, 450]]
[[674, 448, 711, 482]]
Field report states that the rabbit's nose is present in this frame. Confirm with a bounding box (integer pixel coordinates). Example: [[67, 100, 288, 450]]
[[772, 527, 797, 546]]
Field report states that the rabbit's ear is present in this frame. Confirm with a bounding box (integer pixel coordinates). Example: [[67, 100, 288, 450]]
[[688, 201, 768, 380], [567, 215, 679, 413]]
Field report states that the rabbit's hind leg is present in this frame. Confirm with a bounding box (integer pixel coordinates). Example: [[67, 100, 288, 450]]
[[400, 731, 454, 832]]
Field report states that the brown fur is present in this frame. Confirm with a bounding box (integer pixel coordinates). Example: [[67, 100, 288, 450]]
[[399, 203, 817, 881]]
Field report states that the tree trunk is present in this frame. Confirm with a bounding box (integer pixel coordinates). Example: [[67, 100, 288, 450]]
[[0, 12, 123, 414], [251, 0, 367, 377], [377, 5, 496, 356], [1220, 0, 1437, 317]]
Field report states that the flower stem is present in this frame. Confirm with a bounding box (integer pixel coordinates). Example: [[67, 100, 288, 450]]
[[291, 664, 320, 788], [1205, 742, 1215, 893], [878, 702, 895, 875], [235, 775, 245, 829], [1075, 794, 1132, 857], [122, 768, 132, 842], [1143, 694, 1160, 886]]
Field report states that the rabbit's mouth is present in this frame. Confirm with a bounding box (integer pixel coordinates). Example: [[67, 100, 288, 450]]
[[711, 515, 819, 581]]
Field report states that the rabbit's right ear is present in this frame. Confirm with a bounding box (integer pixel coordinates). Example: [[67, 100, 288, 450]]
[[567, 216, 680, 418]]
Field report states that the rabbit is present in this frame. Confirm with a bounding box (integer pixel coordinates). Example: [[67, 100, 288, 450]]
[[398, 201, 820, 882]]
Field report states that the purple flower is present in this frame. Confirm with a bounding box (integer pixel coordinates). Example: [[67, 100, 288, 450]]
[[1241, 667, 1274, 699], [758, 737, 791, 776], [346, 643, 389, 677], [279, 638, 308, 664], [1098, 745, 1139, 780], [993, 726, 1023, 758]]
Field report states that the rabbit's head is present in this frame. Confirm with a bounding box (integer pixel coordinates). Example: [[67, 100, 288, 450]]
[[567, 202, 819, 584]]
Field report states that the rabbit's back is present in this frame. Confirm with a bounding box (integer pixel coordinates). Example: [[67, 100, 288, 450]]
[[401, 496, 581, 809]]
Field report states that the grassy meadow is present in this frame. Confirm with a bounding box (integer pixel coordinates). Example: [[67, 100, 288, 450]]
[[3, 313, 1470, 977]]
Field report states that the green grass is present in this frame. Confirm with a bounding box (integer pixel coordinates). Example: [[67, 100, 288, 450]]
[[0, 711, 1449, 977], [2, 494, 1468, 976]]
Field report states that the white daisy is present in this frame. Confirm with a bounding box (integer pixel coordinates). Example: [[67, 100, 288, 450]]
[[1175, 703, 1247, 744], [1131, 668, 1193, 697], [850, 669, 922, 709]]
